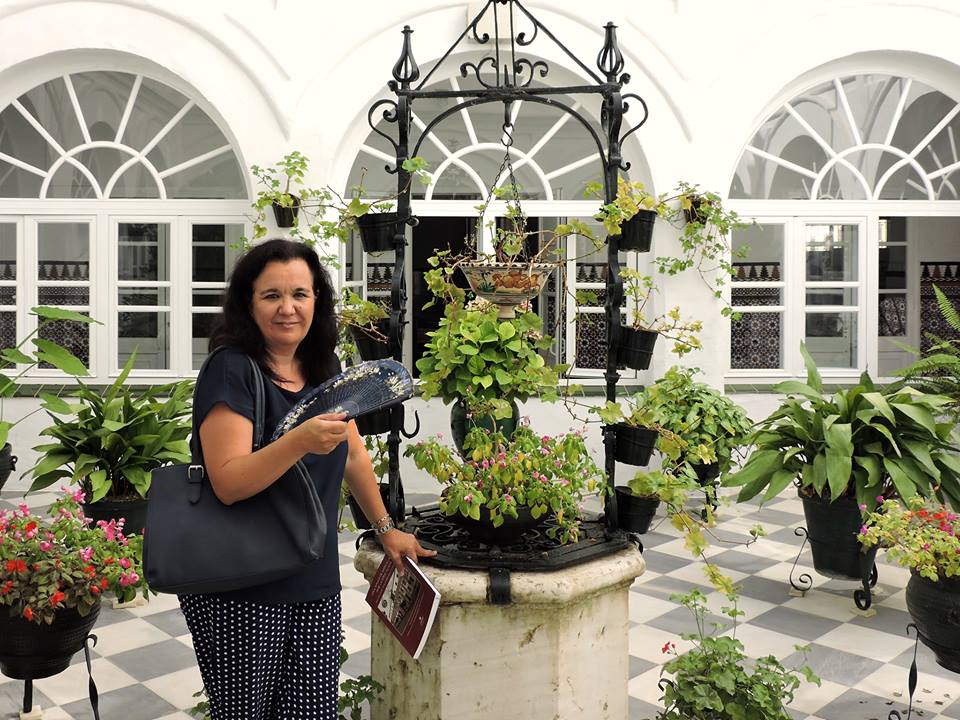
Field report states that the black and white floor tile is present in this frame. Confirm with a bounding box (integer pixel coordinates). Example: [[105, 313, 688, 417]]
[[2, 488, 959, 720]]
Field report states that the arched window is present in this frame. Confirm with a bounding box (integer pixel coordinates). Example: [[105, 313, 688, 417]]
[[344, 73, 640, 378], [0, 70, 248, 380], [727, 73, 960, 380]]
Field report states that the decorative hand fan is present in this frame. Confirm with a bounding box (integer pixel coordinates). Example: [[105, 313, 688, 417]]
[[271, 359, 413, 440]]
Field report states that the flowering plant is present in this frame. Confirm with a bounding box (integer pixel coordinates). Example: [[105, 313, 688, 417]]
[[858, 497, 960, 581], [0, 489, 148, 624], [404, 423, 605, 543]]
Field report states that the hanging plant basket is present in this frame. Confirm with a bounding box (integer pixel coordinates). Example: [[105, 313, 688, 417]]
[[906, 572, 960, 674], [450, 399, 520, 456], [614, 486, 659, 534], [271, 195, 301, 228], [0, 602, 100, 680], [450, 505, 544, 546], [357, 212, 401, 253], [682, 195, 711, 225], [799, 492, 877, 580], [612, 424, 658, 466], [350, 320, 392, 361], [355, 408, 392, 436], [689, 462, 720, 486], [82, 497, 148, 536], [616, 210, 655, 252], [616, 326, 657, 370], [0, 443, 17, 493], [461, 262, 553, 319]]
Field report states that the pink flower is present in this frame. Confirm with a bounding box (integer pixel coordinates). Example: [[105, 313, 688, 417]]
[[860, 525, 868, 535], [38, 541, 52, 552], [923, 543, 931, 550], [119, 558, 131, 569], [504, 494, 513, 503], [17, 502, 29, 516], [464, 494, 473, 504], [858, 504, 867, 511], [79, 546, 94, 563], [876, 495, 884, 503]]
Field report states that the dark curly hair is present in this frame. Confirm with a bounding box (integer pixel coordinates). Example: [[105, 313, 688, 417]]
[[208, 238, 340, 385]]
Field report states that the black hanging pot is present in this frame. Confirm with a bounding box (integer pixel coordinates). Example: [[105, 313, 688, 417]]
[[612, 424, 658, 466], [616, 326, 658, 370], [271, 195, 301, 228], [683, 195, 711, 225], [616, 210, 656, 252], [689, 462, 720, 486], [355, 408, 392, 436], [799, 492, 876, 580], [0, 443, 17, 492], [450, 505, 544, 546], [357, 212, 401, 253], [906, 572, 960, 673], [0, 602, 100, 680], [450, 399, 520, 456], [347, 484, 395, 530], [82, 497, 149, 536], [351, 320, 392, 361], [614, 486, 659, 534]]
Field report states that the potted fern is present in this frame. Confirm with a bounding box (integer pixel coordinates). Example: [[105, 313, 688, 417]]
[[897, 283, 960, 417]]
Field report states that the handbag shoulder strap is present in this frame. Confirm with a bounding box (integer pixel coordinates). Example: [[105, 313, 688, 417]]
[[191, 347, 267, 462]]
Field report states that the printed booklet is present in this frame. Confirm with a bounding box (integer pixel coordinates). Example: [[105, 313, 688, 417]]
[[365, 555, 441, 660]]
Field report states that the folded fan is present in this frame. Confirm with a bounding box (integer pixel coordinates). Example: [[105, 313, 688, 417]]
[[271, 359, 413, 441]]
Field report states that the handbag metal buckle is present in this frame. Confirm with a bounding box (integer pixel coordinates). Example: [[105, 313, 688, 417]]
[[187, 465, 205, 482]]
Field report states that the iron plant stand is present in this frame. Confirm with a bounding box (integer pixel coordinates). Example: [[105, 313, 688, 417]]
[[788, 526, 879, 610]]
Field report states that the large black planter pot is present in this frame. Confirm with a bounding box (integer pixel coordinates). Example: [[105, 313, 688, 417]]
[[451, 505, 544, 546], [800, 493, 877, 580], [906, 573, 960, 673], [346, 485, 398, 530], [0, 602, 100, 680], [617, 210, 655, 252], [616, 327, 657, 371], [355, 408, 392, 436], [0, 443, 17, 492], [357, 212, 401, 253], [271, 196, 300, 228], [351, 320, 391, 361], [82, 497, 148, 536], [612, 424, 657, 466], [615, 486, 659, 534], [449, 399, 520, 456]]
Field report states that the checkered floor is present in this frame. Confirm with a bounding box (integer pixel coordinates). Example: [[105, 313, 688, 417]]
[[2, 488, 959, 720]]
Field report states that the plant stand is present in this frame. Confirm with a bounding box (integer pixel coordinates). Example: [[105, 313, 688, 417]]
[[355, 541, 645, 720], [13, 635, 100, 720], [788, 526, 879, 611]]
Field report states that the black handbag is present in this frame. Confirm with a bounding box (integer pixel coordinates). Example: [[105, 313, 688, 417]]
[[143, 348, 327, 595]]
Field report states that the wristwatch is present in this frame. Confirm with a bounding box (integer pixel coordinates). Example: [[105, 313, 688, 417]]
[[373, 515, 395, 536]]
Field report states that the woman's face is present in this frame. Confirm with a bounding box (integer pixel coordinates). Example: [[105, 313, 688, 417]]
[[251, 259, 316, 354]]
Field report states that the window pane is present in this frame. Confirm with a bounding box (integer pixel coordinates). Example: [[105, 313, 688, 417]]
[[146, 106, 229, 173], [0, 288, 15, 305], [192, 313, 218, 370], [805, 312, 858, 368], [71, 71, 136, 142], [733, 287, 782, 305], [192, 289, 224, 307], [805, 224, 858, 281], [38, 287, 89, 305], [879, 294, 907, 337], [575, 313, 606, 370], [192, 224, 242, 282], [120, 77, 187, 152], [46, 163, 97, 199], [109, 162, 161, 199], [38, 223, 89, 273], [805, 288, 857, 305], [733, 223, 784, 283], [163, 153, 246, 199], [119, 287, 170, 307], [0, 224, 15, 279], [118, 223, 170, 281], [39, 316, 89, 369], [118, 311, 169, 370], [879, 245, 907, 289], [0, 312, 13, 350], [16, 79, 84, 157], [0, 159, 43, 197], [731, 312, 783, 369], [76, 147, 130, 194]]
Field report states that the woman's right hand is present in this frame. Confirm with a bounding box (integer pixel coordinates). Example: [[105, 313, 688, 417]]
[[294, 412, 350, 455]]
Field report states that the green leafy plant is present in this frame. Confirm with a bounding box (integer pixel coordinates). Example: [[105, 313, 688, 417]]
[[586, 178, 679, 237], [0, 306, 100, 448], [626, 469, 695, 506], [415, 297, 565, 418], [24, 354, 193, 502], [724, 342, 960, 513], [405, 424, 605, 543], [620, 269, 702, 356], [653, 590, 818, 720], [859, 497, 960, 581], [339, 435, 389, 533], [897, 284, 960, 417], [0, 489, 148, 624]]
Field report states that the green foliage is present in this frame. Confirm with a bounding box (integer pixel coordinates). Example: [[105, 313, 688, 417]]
[[654, 590, 817, 720], [415, 298, 565, 418], [897, 284, 960, 417], [339, 435, 389, 533], [619, 269, 703, 355], [24, 354, 193, 501], [626, 469, 696, 507], [340, 289, 388, 329], [405, 425, 605, 543], [0, 490, 149, 625], [859, 497, 960, 581], [724, 342, 960, 512], [0, 306, 99, 448]]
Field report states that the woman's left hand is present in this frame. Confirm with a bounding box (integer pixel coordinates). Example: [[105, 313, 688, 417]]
[[379, 530, 436, 574]]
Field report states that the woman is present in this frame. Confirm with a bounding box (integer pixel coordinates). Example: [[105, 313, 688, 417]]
[[180, 238, 433, 719]]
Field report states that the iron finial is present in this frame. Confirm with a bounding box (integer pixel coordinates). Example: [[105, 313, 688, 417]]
[[597, 22, 624, 81], [392, 25, 420, 86]]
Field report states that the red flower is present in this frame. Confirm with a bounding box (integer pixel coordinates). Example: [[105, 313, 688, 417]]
[[100, 577, 109, 589], [24, 521, 36, 533], [90, 585, 100, 594], [0, 580, 12, 595], [22, 607, 33, 621], [919, 510, 928, 518], [104, 557, 114, 565], [4, 559, 15, 573], [49, 591, 65, 608], [83, 565, 96, 576]]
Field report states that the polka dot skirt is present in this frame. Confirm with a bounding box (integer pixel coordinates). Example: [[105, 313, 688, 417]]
[[179, 594, 341, 719]]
